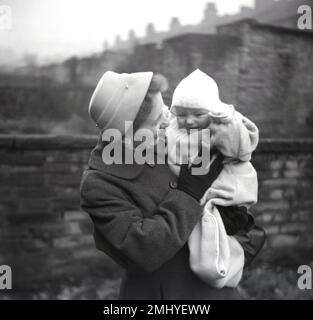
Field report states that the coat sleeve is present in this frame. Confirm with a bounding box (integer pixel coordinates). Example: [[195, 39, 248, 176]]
[[216, 205, 266, 267], [80, 170, 203, 273], [233, 219, 266, 268]]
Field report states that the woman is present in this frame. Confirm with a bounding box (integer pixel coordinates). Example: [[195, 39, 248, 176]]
[[80, 71, 265, 299]]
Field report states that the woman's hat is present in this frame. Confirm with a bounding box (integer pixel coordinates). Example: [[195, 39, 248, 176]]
[[88, 71, 153, 134]]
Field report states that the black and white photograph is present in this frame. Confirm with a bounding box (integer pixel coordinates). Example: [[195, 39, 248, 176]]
[[0, 0, 313, 306]]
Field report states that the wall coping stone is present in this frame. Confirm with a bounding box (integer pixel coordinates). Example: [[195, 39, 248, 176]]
[[217, 18, 313, 39], [0, 134, 313, 153]]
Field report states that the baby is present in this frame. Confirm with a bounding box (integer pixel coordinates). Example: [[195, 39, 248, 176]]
[[166, 69, 259, 288]]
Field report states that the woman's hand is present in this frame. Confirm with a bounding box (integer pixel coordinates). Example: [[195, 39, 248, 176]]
[[177, 153, 224, 201]]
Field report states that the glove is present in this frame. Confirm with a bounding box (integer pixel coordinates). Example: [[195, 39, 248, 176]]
[[177, 152, 224, 201], [216, 205, 255, 236], [216, 206, 265, 267], [233, 215, 266, 268]]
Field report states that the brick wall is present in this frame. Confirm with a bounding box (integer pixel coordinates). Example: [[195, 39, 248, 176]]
[[0, 135, 313, 298], [121, 20, 313, 138], [218, 20, 313, 138], [0, 135, 121, 299]]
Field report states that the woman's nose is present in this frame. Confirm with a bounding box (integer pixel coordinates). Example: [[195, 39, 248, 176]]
[[160, 114, 170, 129]]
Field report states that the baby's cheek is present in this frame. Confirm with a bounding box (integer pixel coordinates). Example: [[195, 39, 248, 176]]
[[199, 116, 212, 128], [176, 118, 186, 129]]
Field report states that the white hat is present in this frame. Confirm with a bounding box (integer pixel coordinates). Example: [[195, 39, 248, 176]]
[[88, 71, 153, 134], [170, 69, 231, 118]]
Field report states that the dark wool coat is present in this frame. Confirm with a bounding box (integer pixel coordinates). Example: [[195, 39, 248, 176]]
[[80, 137, 242, 300]]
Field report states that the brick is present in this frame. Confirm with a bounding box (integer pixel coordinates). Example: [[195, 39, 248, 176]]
[[64, 211, 88, 221], [270, 160, 284, 171], [284, 188, 298, 201], [297, 210, 313, 221], [46, 151, 90, 163], [0, 225, 30, 238], [0, 150, 45, 165], [52, 237, 78, 249], [0, 202, 18, 215], [264, 225, 280, 235], [283, 169, 304, 178], [285, 160, 298, 170], [51, 263, 89, 278], [280, 223, 308, 234], [0, 238, 49, 252], [272, 213, 287, 223], [5, 212, 60, 225], [259, 213, 273, 223], [46, 173, 82, 186], [79, 221, 93, 234], [72, 248, 100, 260], [254, 201, 289, 212], [16, 187, 53, 199], [1, 172, 45, 186], [18, 200, 53, 214], [300, 157, 313, 170], [53, 199, 80, 211], [0, 188, 14, 199], [53, 234, 93, 249], [33, 239, 49, 250], [53, 187, 79, 200], [42, 163, 82, 173], [293, 200, 313, 210], [257, 170, 279, 180], [302, 237, 313, 248], [262, 179, 299, 188], [271, 235, 299, 248], [67, 222, 82, 235], [0, 164, 38, 173], [290, 213, 299, 222], [13, 135, 96, 150], [271, 171, 281, 179], [26, 223, 65, 239], [0, 135, 15, 148], [269, 189, 284, 200]]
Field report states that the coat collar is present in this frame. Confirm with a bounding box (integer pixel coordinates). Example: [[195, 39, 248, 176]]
[[88, 134, 145, 179]]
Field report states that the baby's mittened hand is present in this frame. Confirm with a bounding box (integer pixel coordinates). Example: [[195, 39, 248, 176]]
[[209, 119, 231, 151], [216, 205, 251, 235], [209, 107, 243, 158], [208, 105, 235, 134], [209, 105, 235, 125]]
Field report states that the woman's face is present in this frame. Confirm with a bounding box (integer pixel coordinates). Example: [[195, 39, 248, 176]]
[[172, 106, 211, 130], [135, 92, 169, 145]]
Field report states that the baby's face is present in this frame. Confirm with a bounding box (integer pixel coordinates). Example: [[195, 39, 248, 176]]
[[172, 106, 211, 130]]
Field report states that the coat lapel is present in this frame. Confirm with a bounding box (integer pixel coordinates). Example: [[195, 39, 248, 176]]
[[87, 134, 144, 179]]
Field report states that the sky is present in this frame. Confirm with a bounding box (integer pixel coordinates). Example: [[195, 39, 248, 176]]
[[0, 0, 254, 65]]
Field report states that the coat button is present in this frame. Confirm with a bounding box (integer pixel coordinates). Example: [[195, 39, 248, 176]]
[[169, 181, 178, 189]]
